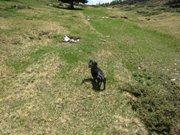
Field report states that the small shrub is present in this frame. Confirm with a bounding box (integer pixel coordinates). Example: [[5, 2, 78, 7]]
[[124, 71, 180, 135]]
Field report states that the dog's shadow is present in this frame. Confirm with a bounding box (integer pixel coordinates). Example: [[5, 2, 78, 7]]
[[81, 78, 104, 92]]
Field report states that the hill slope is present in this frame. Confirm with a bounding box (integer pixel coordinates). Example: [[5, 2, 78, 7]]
[[0, 0, 179, 134]]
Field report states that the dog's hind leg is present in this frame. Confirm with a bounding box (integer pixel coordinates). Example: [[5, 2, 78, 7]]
[[98, 81, 102, 90], [103, 79, 106, 90]]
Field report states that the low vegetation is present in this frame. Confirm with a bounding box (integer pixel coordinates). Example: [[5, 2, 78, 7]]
[[0, 0, 179, 134], [100, 0, 180, 13]]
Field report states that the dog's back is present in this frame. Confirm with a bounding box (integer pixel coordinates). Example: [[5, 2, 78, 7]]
[[91, 67, 105, 81]]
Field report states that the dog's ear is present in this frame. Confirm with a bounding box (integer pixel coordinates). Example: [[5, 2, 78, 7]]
[[89, 60, 93, 63], [93, 61, 98, 67], [89, 60, 98, 67], [88, 60, 93, 68]]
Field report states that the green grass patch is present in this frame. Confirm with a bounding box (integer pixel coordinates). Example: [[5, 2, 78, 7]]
[[6, 47, 53, 73], [83, 7, 108, 16]]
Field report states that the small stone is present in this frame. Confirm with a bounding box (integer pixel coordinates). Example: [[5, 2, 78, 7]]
[[171, 78, 176, 82]]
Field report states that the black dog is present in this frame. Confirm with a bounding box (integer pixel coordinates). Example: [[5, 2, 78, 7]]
[[88, 60, 106, 90]]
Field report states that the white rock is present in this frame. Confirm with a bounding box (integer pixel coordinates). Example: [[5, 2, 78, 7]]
[[64, 35, 70, 42], [171, 78, 176, 81]]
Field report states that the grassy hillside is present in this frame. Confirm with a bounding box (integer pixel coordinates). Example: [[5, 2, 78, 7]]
[[0, 0, 179, 134]]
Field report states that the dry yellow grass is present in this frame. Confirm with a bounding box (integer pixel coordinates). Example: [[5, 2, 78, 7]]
[[0, 53, 62, 134], [1, 53, 60, 101], [138, 13, 180, 38]]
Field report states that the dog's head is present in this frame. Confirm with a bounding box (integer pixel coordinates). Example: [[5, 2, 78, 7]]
[[88, 60, 97, 68]]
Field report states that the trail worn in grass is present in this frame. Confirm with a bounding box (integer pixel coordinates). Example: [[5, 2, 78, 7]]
[[0, 0, 180, 135]]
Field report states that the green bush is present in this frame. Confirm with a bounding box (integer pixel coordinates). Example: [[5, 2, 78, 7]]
[[123, 72, 180, 135]]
